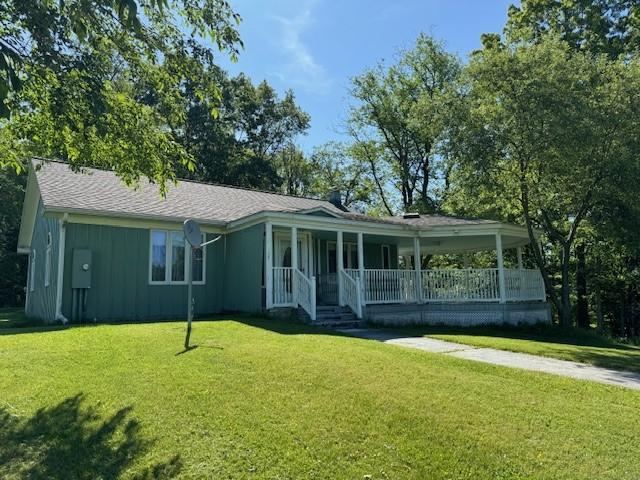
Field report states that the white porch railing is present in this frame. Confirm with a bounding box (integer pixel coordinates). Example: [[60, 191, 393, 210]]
[[343, 268, 544, 305], [359, 269, 418, 304], [505, 268, 546, 301], [274, 267, 545, 312], [422, 268, 500, 303], [294, 269, 316, 321], [272, 267, 293, 305], [339, 269, 362, 318]]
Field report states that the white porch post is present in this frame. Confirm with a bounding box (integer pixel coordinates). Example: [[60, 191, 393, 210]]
[[357, 233, 365, 279], [265, 222, 273, 309], [357, 232, 365, 305], [291, 227, 298, 305], [496, 233, 506, 304], [291, 227, 298, 270], [337, 230, 344, 306], [413, 236, 423, 303], [517, 246, 523, 269]]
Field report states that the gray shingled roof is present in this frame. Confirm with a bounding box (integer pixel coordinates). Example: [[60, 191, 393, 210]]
[[33, 159, 499, 228], [34, 160, 344, 224]]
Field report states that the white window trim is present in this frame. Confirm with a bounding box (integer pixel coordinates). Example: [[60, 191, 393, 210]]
[[381, 244, 391, 269], [29, 249, 36, 292], [148, 230, 206, 285], [44, 232, 52, 288]]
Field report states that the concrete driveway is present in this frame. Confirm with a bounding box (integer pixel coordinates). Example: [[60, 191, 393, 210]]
[[339, 328, 640, 390]]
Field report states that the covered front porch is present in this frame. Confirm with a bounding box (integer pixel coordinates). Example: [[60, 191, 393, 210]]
[[263, 215, 547, 325]]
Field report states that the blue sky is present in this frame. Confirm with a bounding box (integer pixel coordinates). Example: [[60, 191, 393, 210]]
[[221, 0, 515, 152]]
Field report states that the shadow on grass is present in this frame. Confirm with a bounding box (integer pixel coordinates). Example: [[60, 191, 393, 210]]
[[231, 315, 351, 337], [0, 393, 182, 479]]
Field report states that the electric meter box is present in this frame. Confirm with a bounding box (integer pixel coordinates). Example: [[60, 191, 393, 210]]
[[72, 249, 92, 289]]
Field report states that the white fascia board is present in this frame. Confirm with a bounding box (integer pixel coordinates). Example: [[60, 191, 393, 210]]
[[16, 168, 41, 254], [227, 211, 536, 239], [226, 211, 418, 236], [45, 208, 225, 233], [418, 223, 534, 240]]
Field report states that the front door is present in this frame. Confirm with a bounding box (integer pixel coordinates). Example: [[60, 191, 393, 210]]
[[275, 232, 311, 275]]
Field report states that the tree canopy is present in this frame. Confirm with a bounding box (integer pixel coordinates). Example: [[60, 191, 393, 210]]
[[0, 0, 242, 190]]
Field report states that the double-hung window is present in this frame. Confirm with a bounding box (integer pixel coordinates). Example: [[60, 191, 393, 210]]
[[150, 230, 205, 284]]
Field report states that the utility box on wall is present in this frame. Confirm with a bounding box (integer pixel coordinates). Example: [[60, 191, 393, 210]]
[[72, 249, 92, 289]]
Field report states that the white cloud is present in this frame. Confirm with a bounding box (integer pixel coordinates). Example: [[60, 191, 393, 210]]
[[271, 2, 332, 94]]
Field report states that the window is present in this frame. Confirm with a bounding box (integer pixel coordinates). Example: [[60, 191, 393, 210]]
[[29, 249, 36, 292], [327, 241, 359, 271], [44, 232, 52, 287], [149, 230, 205, 284], [151, 231, 167, 282], [171, 232, 185, 282], [192, 246, 204, 282], [381, 245, 391, 269]]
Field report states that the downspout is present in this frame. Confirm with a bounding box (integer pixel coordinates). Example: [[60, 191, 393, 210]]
[[55, 214, 68, 324]]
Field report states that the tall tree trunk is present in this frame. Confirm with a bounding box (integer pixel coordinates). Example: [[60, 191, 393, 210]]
[[576, 242, 589, 328], [595, 286, 604, 332], [560, 243, 572, 327]]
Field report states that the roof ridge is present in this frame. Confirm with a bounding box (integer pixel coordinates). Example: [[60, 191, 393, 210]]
[[31, 156, 334, 205]]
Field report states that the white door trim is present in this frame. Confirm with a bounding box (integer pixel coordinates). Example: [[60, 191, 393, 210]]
[[274, 230, 312, 276]]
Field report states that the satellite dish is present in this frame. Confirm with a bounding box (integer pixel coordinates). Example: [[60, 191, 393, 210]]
[[183, 219, 202, 247]]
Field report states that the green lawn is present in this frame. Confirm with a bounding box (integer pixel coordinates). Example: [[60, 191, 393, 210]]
[[1, 318, 639, 479], [382, 323, 640, 374]]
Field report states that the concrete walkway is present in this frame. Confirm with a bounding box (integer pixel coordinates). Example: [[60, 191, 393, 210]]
[[339, 328, 640, 390]]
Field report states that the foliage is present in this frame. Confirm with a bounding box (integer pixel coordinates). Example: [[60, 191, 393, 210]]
[[505, 0, 640, 58], [446, 36, 640, 326], [0, 0, 242, 190], [0, 170, 26, 307], [1, 318, 639, 478], [307, 142, 376, 212], [178, 73, 310, 191], [348, 34, 461, 214]]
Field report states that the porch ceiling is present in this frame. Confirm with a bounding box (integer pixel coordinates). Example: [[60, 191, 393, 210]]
[[398, 234, 530, 255], [300, 228, 530, 254]]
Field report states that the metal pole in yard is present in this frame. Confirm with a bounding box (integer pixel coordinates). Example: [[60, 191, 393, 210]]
[[185, 245, 193, 349]]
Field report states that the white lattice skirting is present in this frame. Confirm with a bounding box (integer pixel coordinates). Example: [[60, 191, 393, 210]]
[[364, 302, 551, 327]]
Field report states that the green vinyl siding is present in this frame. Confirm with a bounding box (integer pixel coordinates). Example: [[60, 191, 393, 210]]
[[223, 224, 265, 312], [25, 202, 59, 322], [62, 224, 224, 321]]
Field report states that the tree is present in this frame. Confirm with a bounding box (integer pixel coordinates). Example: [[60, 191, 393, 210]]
[[178, 73, 310, 191], [505, 0, 640, 59], [0, 168, 26, 307], [348, 34, 461, 214], [448, 37, 640, 326], [308, 142, 376, 212], [0, 0, 242, 190]]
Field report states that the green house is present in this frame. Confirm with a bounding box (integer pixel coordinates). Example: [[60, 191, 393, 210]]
[[18, 159, 550, 326]]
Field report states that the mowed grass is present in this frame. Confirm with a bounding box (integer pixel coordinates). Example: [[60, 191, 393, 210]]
[[1, 318, 639, 479], [385, 323, 640, 374]]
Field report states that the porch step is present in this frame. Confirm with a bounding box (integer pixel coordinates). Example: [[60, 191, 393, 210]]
[[297, 306, 362, 329]]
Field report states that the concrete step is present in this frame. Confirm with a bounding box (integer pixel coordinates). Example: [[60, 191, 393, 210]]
[[314, 320, 362, 329], [297, 306, 360, 328]]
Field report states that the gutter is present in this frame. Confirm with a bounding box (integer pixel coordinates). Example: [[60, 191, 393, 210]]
[[55, 214, 68, 324]]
